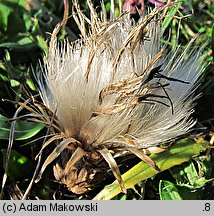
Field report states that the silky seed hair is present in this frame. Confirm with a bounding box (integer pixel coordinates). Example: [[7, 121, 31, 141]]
[[34, 0, 204, 194]]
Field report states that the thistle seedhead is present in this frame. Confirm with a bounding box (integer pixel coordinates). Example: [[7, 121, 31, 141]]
[[35, 1, 204, 194]]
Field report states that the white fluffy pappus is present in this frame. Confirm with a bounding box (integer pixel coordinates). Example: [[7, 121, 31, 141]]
[[35, 1, 204, 194]]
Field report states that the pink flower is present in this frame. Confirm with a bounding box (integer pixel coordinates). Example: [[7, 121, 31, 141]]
[[123, 0, 145, 14], [148, 0, 166, 7], [123, 0, 167, 14]]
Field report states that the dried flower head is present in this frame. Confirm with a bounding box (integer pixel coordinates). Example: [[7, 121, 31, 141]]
[[34, 1, 203, 194]]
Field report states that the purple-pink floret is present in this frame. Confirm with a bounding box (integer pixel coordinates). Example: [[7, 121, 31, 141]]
[[123, 0, 166, 13], [148, 0, 166, 7]]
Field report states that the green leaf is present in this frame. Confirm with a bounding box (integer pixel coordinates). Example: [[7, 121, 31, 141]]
[[105, 2, 111, 12], [194, 176, 207, 189], [159, 180, 182, 200], [0, 114, 44, 140], [0, 35, 36, 49], [161, 2, 182, 34], [36, 35, 48, 54], [23, 13, 32, 31], [0, 3, 12, 32], [2, 0, 29, 38], [159, 180, 203, 200], [93, 138, 208, 200], [120, 194, 127, 200], [170, 161, 207, 189], [183, 162, 202, 186], [26, 78, 36, 91], [176, 184, 201, 200], [1, 149, 34, 180]]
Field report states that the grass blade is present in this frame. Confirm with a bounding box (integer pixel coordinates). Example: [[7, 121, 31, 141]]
[[93, 138, 208, 200]]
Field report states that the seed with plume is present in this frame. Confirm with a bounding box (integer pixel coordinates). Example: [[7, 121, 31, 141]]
[[35, 1, 203, 194]]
